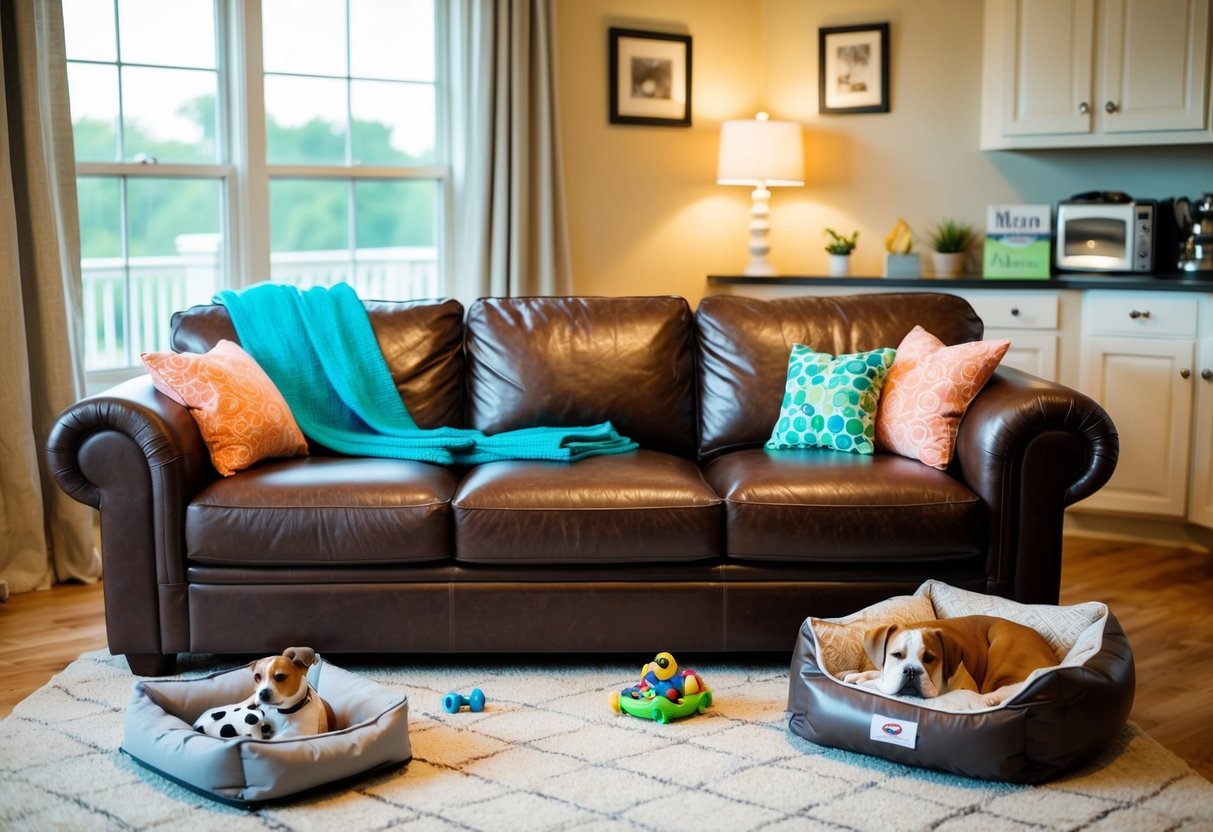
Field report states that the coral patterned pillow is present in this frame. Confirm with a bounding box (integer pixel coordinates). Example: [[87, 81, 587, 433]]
[[141, 339, 307, 476], [876, 326, 1009, 469]]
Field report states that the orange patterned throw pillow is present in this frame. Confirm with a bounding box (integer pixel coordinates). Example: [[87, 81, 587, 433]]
[[875, 326, 1010, 470], [141, 340, 307, 476]]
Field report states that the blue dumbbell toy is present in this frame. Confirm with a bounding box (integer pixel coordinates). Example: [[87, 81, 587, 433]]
[[442, 688, 486, 714]]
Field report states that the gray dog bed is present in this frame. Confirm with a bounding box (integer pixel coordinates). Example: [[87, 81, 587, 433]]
[[787, 580, 1135, 783], [122, 658, 411, 807]]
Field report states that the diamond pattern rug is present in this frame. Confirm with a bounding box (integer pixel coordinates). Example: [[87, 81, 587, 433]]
[[2, 649, 1211, 830]]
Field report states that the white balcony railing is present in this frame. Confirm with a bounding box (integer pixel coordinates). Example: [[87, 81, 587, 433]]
[[82, 239, 439, 372]]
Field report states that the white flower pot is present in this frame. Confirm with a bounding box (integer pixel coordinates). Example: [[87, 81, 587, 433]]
[[827, 254, 851, 276], [930, 251, 967, 278]]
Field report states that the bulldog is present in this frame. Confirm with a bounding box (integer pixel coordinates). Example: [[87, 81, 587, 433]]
[[842, 615, 1057, 709]]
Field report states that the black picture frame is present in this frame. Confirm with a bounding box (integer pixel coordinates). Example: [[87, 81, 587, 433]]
[[608, 28, 692, 127], [818, 23, 889, 115]]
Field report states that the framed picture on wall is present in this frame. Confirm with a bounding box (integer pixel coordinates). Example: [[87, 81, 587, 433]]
[[818, 23, 889, 115], [608, 28, 692, 127]]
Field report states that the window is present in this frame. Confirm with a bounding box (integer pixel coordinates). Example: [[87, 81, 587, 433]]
[[64, 0, 444, 382]]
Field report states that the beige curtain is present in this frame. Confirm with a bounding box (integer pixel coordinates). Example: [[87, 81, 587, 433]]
[[0, 0, 101, 598], [449, 0, 573, 303]]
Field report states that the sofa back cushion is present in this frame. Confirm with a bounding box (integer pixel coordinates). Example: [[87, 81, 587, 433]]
[[695, 293, 984, 460], [465, 296, 698, 457], [170, 297, 467, 429]]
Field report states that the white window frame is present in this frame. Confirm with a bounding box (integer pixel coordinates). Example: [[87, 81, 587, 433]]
[[76, 0, 450, 392]]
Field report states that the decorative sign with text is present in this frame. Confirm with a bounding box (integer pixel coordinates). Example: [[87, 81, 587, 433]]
[[983, 204, 1052, 279]]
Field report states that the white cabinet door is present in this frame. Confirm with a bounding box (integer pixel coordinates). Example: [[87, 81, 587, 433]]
[[1078, 335, 1194, 516], [983, 0, 1213, 148], [1001, 0, 1096, 137], [1100, 0, 1211, 134], [958, 290, 1062, 381], [1189, 313, 1213, 528], [994, 332, 1059, 380]]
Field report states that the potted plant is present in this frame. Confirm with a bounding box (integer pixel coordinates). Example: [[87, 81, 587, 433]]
[[883, 217, 920, 277], [824, 228, 859, 276], [926, 219, 976, 278]]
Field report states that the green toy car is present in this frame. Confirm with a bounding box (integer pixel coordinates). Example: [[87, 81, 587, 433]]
[[612, 689, 713, 724]]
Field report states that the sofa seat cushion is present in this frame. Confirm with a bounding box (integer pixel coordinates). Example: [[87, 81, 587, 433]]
[[452, 450, 721, 564], [704, 448, 981, 563], [186, 457, 458, 566]]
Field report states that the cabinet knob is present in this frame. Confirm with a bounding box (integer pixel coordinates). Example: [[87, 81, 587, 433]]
[[1010, 307, 1020, 316], [1079, 102, 1091, 115], [1105, 101, 1119, 114], [1128, 309, 1150, 319], [1202, 369, 1213, 381], [1181, 368, 1192, 379]]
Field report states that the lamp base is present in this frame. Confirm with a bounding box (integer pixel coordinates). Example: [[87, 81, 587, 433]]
[[743, 260, 778, 277], [741, 185, 777, 277]]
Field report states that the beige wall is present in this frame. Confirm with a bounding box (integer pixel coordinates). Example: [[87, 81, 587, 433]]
[[555, 0, 1213, 305]]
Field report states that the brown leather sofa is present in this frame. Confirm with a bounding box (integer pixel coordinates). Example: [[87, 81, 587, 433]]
[[47, 292, 1118, 676]]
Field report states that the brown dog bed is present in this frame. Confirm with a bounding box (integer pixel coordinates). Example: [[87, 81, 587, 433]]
[[787, 580, 1135, 783]]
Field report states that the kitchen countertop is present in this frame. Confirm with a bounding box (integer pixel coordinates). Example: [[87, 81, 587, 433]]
[[708, 274, 1213, 292]]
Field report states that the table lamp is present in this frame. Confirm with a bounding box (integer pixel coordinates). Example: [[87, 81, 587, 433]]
[[716, 112, 804, 276]]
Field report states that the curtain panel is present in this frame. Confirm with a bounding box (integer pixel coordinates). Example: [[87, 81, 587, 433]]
[[449, 0, 573, 303], [0, 0, 100, 597]]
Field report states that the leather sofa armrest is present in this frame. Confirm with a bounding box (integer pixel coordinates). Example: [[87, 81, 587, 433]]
[[954, 366, 1118, 604], [46, 375, 212, 660]]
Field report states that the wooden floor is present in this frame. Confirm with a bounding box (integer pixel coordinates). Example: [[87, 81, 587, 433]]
[[1, 536, 1210, 781]]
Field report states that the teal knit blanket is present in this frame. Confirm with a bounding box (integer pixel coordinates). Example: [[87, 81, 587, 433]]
[[214, 282, 638, 465]]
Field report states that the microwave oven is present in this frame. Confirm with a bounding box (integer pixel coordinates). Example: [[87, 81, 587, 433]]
[[1055, 198, 1161, 273]]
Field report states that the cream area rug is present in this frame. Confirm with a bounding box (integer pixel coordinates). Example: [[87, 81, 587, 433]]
[[2, 650, 1212, 831]]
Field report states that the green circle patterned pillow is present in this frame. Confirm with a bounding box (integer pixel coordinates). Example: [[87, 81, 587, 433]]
[[766, 344, 897, 455]]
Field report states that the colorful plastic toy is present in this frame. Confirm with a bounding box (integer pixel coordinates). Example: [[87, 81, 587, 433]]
[[610, 652, 712, 723], [443, 688, 486, 713]]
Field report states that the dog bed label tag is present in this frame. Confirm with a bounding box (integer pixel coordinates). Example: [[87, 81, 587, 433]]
[[869, 713, 918, 749]]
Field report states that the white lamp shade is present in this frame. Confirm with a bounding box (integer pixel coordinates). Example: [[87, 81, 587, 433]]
[[716, 118, 805, 186]]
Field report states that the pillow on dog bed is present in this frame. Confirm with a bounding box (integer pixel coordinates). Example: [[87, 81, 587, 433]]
[[122, 659, 410, 806], [787, 580, 1135, 783]]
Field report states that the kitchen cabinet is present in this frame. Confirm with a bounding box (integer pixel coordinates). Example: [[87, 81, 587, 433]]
[[1189, 297, 1213, 527], [1077, 292, 1197, 517], [959, 291, 1059, 380], [981, 0, 1212, 149]]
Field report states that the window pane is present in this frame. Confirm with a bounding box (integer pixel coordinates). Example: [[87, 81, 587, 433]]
[[265, 75, 348, 165], [127, 178, 222, 358], [126, 177, 222, 258], [118, 0, 216, 68], [77, 177, 123, 259], [122, 67, 218, 162], [270, 179, 350, 285], [63, 0, 117, 62], [262, 0, 347, 76], [355, 180, 433, 247], [79, 176, 124, 372], [68, 63, 120, 161], [349, 0, 433, 81], [354, 180, 437, 298], [351, 81, 435, 165], [82, 178, 223, 371]]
